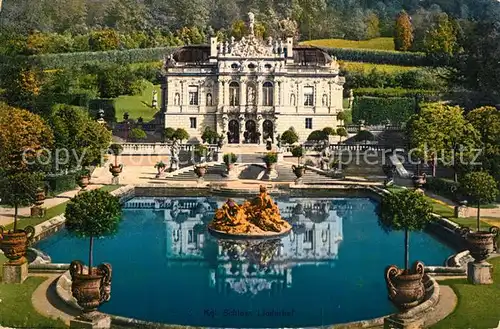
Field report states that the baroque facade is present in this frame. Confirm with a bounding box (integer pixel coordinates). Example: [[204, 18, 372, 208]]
[[160, 14, 345, 143]]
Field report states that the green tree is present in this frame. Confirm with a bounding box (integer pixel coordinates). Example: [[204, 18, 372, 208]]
[[460, 171, 499, 231], [281, 128, 299, 145], [307, 130, 328, 141], [378, 190, 433, 271], [201, 127, 218, 144], [164, 127, 176, 141], [129, 128, 147, 142], [394, 10, 413, 51], [173, 128, 189, 142], [291, 146, 304, 165], [230, 20, 247, 39], [65, 189, 122, 272], [423, 14, 458, 63], [0, 172, 44, 232], [322, 127, 336, 136], [365, 12, 381, 39], [467, 106, 500, 157], [89, 29, 120, 51], [336, 127, 348, 143], [0, 104, 54, 172]]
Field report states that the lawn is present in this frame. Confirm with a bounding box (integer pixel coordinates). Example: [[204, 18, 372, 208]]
[[114, 82, 161, 122], [0, 276, 67, 328], [431, 257, 500, 329], [340, 61, 418, 73], [301, 37, 396, 51]]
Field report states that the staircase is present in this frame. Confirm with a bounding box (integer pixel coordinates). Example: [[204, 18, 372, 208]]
[[164, 164, 228, 181]]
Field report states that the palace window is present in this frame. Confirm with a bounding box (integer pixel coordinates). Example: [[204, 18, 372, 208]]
[[188, 229, 198, 244], [304, 86, 314, 106], [229, 81, 240, 106], [262, 81, 274, 106], [190, 117, 197, 129], [304, 229, 313, 243], [188, 86, 199, 105], [305, 118, 313, 129]]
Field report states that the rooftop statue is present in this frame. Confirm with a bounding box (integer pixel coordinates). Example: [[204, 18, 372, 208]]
[[208, 185, 292, 237]]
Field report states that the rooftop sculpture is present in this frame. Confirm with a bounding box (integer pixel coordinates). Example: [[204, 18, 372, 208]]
[[208, 185, 292, 237]]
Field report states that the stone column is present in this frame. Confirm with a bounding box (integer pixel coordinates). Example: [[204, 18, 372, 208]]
[[239, 114, 245, 144], [273, 80, 280, 107], [240, 78, 247, 108], [256, 79, 263, 107]]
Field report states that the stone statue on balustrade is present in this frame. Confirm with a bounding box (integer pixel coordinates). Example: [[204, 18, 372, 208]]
[[169, 140, 180, 172]]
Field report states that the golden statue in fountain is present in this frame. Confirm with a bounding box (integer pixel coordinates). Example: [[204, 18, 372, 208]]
[[208, 186, 292, 237]]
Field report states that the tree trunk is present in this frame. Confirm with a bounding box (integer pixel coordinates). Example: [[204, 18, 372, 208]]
[[115, 155, 118, 167], [13, 204, 18, 232], [88, 236, 94, 275], [477, 201, 481, 232], [404, 229, 409, 272], [432, 155, 437, 177]]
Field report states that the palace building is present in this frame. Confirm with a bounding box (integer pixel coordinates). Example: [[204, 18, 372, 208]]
[[160, 13, 345, 144]]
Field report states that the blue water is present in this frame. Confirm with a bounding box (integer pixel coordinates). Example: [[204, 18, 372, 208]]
[[36, 197, 454, 328]]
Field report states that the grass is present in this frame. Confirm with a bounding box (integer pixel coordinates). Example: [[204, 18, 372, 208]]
[[114, 82, 161, 122], [3, 185, 122, 231], [301, 37, 396, 51], [431, 257, 500, 329], [340, 61, 418, 73], [0, 276, 67, 328]]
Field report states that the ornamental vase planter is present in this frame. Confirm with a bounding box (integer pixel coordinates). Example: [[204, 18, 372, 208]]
[[385, 261, 425, 311], [0, 226, 35, 265], [109, 164, 123, 177], [69, 261, 112, 313], [292, 165, 306, 179], [467, 227, 499, 263], [78, 176, 90, 190], [194, 165, 207, 178]]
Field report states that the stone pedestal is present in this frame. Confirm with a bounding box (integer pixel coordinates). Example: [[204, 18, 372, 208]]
[[294, 177, 303, 185], [216, 151, 224, 162], [267, 169, 278, 180], [468, 261, 493, 284], [111, 176, 120, 185], [70, 312, 111, 329], [30, 206, 46, 217], [384, 314, 424, 329], [2, 261, 28, 284], [277, 152, 284, 162], [454, 205, 468, 218]]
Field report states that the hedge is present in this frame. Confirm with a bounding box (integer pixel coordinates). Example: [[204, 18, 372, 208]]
[[424, 177, 459, 201], [324, 47, 428, 66], [45, 172, 77, 195], [0, 47, 176, 70], [352, 96, 415, 125], [353, 88, 441, 99]]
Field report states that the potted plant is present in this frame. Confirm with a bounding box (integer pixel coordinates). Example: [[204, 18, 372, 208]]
[[291, 146, 306, 179], [460, 171, 500, 262], [77, 168, 91, 190], [263, 152, 278, 171], [194, 145, 209, 178], [65, 190, 122, 314], [223, 153, 237, 172], [378, 189, 434, 311], [154, 161, 167, 178], [0, 172, 41, 268], [108, 144, 123, 177]]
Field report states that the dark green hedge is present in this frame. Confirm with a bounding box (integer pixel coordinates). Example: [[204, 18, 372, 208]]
[[354, 88, 441, 99], [424, 177, 459, 201], [0, 47, 175, 70], [324, 47, 428, 66], [45, 173, 77, 195], [352, 96, 415, 124]]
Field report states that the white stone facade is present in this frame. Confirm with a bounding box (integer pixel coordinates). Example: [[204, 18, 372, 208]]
[[161, 17, 345, 144]]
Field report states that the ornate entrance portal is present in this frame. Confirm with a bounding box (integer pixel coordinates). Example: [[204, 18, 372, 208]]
[[228, 120, 240, 144], [263, 120, 274, 143], [244, 120, 258, 144]]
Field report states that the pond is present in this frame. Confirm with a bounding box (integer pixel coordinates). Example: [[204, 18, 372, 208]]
[[36, 196, 454, 328]]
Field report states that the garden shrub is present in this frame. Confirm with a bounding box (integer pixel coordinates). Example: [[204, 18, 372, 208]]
[[352, 96, 415, 125], [307, 130, 328, 141], [353, 88, 440, 99], [88, 99, 116, 122], [424, 177, 459, 201], [281, 128, 299, 144], [45, 172, 77, 195]]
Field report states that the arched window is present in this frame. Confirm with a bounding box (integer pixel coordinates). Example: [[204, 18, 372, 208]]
[[248, 63, 256, 70], [231, 63, 239, 70], [262, 81, 274, 106], [229, 81, 240, 106], [206, 93, 213, 106]]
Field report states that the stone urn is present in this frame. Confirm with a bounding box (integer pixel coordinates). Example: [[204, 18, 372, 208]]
[[194, 165, 207, 178], [0, 226, 35, 265], [292, 165, 306, 179], [109, 164, 123, 177], [385, 261, 425, 311], [466, 227, 499, 262], [412, 174, 427, 188], [69, 260, 112, 313], [77, 175, 90, 190]]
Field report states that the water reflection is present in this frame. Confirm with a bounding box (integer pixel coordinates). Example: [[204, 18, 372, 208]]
[[124, 197, 347, 295]]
